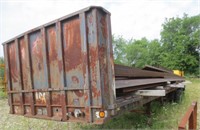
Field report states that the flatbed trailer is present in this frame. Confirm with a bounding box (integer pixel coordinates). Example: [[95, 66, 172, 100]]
[[2, 6, 184, 124]]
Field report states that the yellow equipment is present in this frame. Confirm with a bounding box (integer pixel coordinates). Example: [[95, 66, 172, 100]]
[[173, 70, 184, 77]]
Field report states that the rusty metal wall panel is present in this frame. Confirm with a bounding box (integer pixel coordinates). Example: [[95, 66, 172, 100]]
[[62, 17, 85, 89], [29, 31, 47, 89], [79, 12, 92, 122], [106, 13, 116, 109], [56, 22, 67, 121], [86, 10, 102, 107], [46, 26, 62, 89], [8, 42, 19, 91], [97, 10, 109, 107], [19, 38, 29, 90], [16, 39, 25, 115], [25, 34, 36, 116], [8, 39, 24, 118], [85, 9, 116, 123]]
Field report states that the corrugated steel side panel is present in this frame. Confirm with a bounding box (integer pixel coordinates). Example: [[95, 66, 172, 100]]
[[3, 6, 115, 124]]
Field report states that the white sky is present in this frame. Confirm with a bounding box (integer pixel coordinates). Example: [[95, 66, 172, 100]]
[[0, 0, 199, 57]]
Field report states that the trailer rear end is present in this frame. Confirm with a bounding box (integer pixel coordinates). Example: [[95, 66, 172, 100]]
[[2, 6, 184, 124]]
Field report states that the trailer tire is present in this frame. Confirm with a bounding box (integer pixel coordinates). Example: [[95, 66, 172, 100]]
[[174, 89, 183, 103], [167, 91, 174, 102]]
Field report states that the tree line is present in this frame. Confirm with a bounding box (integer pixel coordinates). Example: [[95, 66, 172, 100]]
[[113, 14, 200, 76]]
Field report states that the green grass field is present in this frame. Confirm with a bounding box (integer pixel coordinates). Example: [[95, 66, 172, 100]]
[[0, 78, 199, 129]]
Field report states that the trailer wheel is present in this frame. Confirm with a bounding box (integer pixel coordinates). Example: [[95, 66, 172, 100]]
[[167, 91, 175, 102], [174, 89, 183, 103]]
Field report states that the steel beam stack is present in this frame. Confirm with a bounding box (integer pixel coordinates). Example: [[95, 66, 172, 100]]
[[114, 64, 184, 97]]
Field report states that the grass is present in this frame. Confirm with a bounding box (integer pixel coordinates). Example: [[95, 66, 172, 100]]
[[146, 78, 200, 129], [0, 84, 7, 99], [0, 78, 199, 129]]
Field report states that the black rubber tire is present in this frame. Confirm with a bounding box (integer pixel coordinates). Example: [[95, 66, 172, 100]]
[[174, 89, 183, 103]]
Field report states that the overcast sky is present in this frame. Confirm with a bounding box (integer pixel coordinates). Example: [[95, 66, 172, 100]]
[[0, 0, 199, 57]]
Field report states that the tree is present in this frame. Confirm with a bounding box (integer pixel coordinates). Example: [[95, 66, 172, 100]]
[[147, 39, 162, 66], [126, 38, 162, 68], [0, 57, 4, 79], [160, 14, 200, 75], [112, 35, 128, 65], [112, 36, 162, 68], [126, 38, 149, 67]]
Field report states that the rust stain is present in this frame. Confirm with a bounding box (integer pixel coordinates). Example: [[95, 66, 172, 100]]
[[74, 90, 84, 97], [32, 36, 43, 59], [82, 52, 87, 74], [9, 43, 18, 83], [52, 93, 61, 105], [84, 92, 88, 101], [64, 18, 82, 71], [99, 46, 109, 94], [13, 94, 20, 104], [19, 38, 28, 89], [14, 106, 21, 114], [92, 86, 100, 98], [89, 46, 101, 100], [85, 107, 90, 121], [89, 47, 98, 69], [60, 94, 66, 106], [24, 94, 31, 104], [30, 32, 46, 89], [89, 14, 93, 24], [25, 106, 31, 114], [48, 28, 58, 61], [100, 16, 107, 39], [85, 107, 89, 114], [32, 35, 43, 73], [68, 73, 82, 88], [53, 107, 62, 117], [72, 76, 79, 83], [99, 46, 106, 57], [47, 26, 62, 89], [57, 60, 63, 73]]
